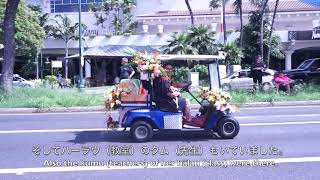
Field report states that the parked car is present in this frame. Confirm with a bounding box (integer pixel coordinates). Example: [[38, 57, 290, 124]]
[[0, 74, 35, 88], [221, 69, 276, 91], [284, 58, 320, 84]]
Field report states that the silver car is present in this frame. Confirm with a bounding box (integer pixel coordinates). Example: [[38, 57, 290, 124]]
[[221, 69, 275, 91], [0, 74, 35, 88]]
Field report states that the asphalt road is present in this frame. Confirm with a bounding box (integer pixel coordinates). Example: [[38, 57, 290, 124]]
[[0, 105, 319, 180]]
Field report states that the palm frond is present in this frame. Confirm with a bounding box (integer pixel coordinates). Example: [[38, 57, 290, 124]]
[[209, 0, 221, 9]]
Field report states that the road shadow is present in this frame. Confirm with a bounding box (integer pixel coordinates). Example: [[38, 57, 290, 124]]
[[68, 130, 225, 144]]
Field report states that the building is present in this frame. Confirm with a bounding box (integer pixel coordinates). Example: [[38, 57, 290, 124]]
[[27, 0, 320, 84]]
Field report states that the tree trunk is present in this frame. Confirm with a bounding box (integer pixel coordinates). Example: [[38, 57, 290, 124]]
[[222, 0, 227, 44], [185, 0, 194, 26], [266, 0, 279, 68], [65, 40, 69, 79], [0, 0, 21, 91], [260, 0, 269, 62], [239, 0, 244, 48]]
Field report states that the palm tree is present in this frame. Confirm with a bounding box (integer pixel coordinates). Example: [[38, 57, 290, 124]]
[[266, 0, 279, 68], [185, 0, 194, 26], [187, 25, 217, 54], [162, 32, 198, 55], [90, 0, 136, 35], [233, 0, 243, 48], [209, 0, 229, 44], [89, 3, 108, 29], [250, 0, 269, 61], [219, 42, 244, 75], [0, 0, 20, 91], [49, 15, 82, 79], [259, 0, 269, 62]]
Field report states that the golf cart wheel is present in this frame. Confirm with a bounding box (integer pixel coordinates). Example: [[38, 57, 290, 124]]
[[217, 117, 240, 139], [222, 84, 231, 91], [131, 121, 153, 142]]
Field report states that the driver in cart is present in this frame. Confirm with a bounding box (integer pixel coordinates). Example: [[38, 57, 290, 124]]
[[152, 65, 192, 124]]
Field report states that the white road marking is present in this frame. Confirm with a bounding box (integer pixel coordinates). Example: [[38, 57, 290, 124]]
[[236, 114, 320, 119], [0, 105, 318, 116], [0, 121, 319, 134], [240, 105, 320, 109], [0, 111, 113, 116], [0, 128, 125, 134], [240, 121, 320, 126], [0, 156, 319, 175]]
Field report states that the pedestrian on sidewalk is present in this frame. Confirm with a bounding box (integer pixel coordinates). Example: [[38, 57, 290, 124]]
[[251, 55, 265, 90], [119, 57, 135, 81]]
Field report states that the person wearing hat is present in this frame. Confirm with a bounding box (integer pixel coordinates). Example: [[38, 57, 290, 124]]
[[119, 57, 135, 80]]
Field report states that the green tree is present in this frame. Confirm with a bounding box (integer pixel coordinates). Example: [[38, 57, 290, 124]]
[[163, 25, 217, 55], [218, 42, 244, 74], [162, 32, 198, 55], [241, 11, 283, 66], [266, 0, 279, 68], [209, 0, 228, 44], [233, 0, 244, 48], [28, 5, 51, 37], [0, 0, 44, 91], [49, 14, 82, 79], [187, 25, 217, 55], [259, 0, 269, 61], [90, 0, 136, 35], [249, 0, 269, 61], [0, 0, 20, 91], [185, 0, 194, 26], [0, 0, 44, 58]]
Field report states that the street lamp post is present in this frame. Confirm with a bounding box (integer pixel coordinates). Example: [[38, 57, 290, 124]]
[[35, 53, 39, 79], [78, 0, 84, 88]]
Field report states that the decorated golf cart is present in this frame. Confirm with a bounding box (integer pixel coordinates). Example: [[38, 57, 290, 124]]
[[105, 53, 240, 142]]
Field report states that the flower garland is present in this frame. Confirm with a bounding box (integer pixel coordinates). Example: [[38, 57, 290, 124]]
[[106, 114, 119, 129], [199, 87, 239, 113], [132, 52, 162, 75], [104, 84, 124, 110]]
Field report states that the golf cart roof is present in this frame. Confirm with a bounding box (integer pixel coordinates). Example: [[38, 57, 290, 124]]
[[159, 54, 225, 61]]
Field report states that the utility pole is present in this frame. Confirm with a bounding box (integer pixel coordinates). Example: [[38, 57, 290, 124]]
[[78, 0, 84, 88]]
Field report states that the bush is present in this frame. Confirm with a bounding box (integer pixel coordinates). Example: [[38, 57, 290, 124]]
[[191, 64, 208, 79], [45, 75, 57, 86], [170, 65, 209, 83], [30, 79, 43, 88], [171, 67, 190, 83], [20, 62, 36, 79]]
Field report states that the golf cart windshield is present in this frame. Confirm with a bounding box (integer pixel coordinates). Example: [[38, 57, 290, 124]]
[[159, 54, 225, 89]]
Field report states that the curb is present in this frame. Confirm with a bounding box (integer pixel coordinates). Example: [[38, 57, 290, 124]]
[[236, 100, 320, 108], [0, 106, 106, 114], [0, 100, 320, 114], [190, 100, 320, 109]]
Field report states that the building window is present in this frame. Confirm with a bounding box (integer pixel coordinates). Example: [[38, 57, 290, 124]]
[[50, 0, 102, 13]]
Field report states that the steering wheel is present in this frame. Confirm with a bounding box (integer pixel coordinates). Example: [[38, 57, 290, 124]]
[[180, 82, 192, 92]]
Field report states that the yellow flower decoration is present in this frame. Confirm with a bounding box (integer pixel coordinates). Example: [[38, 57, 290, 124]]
[[199, 88, 238, 113]]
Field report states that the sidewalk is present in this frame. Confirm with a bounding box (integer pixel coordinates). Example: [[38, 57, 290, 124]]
[[0, 100, 320, 114]]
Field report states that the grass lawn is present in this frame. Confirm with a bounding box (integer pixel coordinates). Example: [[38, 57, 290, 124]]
[[0, 86, 319, 108], [182, 85, 320, 104], [0, 87, 104, 108]]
